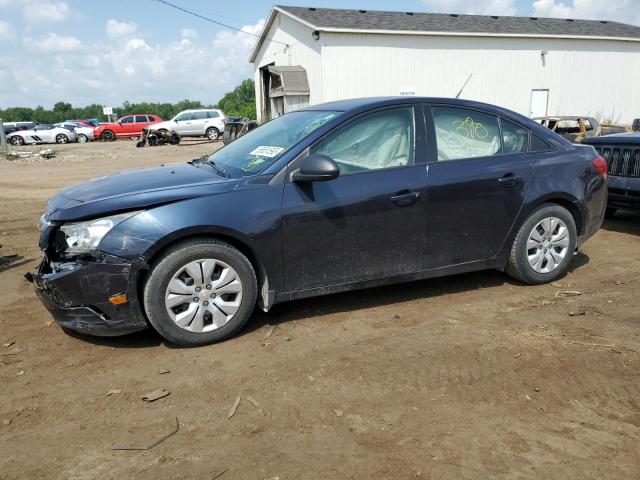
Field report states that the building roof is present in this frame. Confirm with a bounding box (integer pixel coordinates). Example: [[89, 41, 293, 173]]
[[278, 6, 640, 39]]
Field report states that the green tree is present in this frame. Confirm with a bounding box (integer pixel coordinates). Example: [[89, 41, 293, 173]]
[[216, 79, 256, 119]]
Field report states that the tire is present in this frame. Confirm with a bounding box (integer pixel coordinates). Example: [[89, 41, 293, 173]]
[[77, 134, 88, 143], [605, 207, 617, 218], [143, 239, 258, 347], [206, 127, 220, 141], [55, 133, 69, 144], [101, 130, 115, 141], [10, 136, 24, 146], [505, 203, 577, 284]]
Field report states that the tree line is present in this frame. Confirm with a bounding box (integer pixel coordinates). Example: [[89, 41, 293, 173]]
[[0, 79, 257, 124]]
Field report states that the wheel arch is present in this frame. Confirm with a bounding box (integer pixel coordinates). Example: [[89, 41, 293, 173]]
[[527, 193, 584, 236], [139, 227, 273, 312]]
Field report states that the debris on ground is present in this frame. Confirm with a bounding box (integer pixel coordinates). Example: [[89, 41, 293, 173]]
[[264, 324, 277, 340], [142, 389, 170, 402], [334, 409, 344, 417], [246, 396, 265, 415], [564, 290, 584, 296], [228, 395, 241, 418], [0, 349, 25, 357], [106, 389, 122, 397], [111, 417, 179, 451], [568, 310, 587, 317], [2, 340, 15, 347], [5, 149, 55, 161], [211, 468, 229, 479], [159, 369, 170, 375]]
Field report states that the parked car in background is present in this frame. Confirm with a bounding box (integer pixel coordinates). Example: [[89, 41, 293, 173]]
[[8, 124, 77, 145], [536, 116, 627, 143], [94, 114, 162, 141], [632, 118, 640, 132], [31, 97, 607, 346], [54, 122, 95, 143], [152, 109, 228, 141], [582, 133, 640, 216], [2, 122, 37, 135]]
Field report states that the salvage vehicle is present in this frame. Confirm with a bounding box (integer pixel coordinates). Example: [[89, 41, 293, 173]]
[[54, 122, 95, 143], [30, 97, 607, 346], [136, 127, 181, 147], [94, 114, 162, 141], [536, 116, 626, 143], [152, 109, 228, 141], [8, 124, 77, 145], [582, 133, 640, 215]]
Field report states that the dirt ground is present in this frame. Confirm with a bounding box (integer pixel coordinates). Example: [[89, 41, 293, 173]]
[[0, 140, 639, 480]]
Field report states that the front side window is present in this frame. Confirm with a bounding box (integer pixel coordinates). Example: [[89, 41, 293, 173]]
[[174, 112, 192, 122], [120, 116, 133, 124], [206, 110, 341, 178], [501, 119, 529, 154], [433, 107, 501, 161], [310, 107, 414, 173]]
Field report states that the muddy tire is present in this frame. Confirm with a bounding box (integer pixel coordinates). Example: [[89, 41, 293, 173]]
[[505, 204, 577, 284], [143, 239, 257, 347]]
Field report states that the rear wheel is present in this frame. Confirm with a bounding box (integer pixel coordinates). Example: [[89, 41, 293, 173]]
[[206, 127, 220, 141], [55, 133, 69, 144], [101, 130, 115, 141], [506, 204, 577, 284], [143, 239, 257, 346], [10, 136, 24, 146]]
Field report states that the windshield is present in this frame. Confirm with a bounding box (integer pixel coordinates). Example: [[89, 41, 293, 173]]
[[206, 110, 341, 178]]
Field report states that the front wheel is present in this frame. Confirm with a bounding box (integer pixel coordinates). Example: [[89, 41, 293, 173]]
[[101, 130, 115, 141], [10, 136, 24, 146], [206, 127, 220, 141], [77, 134, 88, 143], [143, 239, 258, 346], [505, 204, 577, 284], [55, 133, 69, 144]]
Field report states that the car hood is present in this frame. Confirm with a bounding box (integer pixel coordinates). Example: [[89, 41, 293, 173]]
[[46, 162, 238, 221]]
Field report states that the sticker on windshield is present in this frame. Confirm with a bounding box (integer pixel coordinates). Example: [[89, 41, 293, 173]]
[[249, 145, 284, 157]]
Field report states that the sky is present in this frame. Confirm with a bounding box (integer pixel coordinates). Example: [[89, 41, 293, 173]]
[[0, 0, 638, 108]]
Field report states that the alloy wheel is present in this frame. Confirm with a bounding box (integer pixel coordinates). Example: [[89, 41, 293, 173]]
[[164, 258, 243, 333], [207, 128, 219, 141], [526, 217, 570, 274], [56, 134, 68, 144]]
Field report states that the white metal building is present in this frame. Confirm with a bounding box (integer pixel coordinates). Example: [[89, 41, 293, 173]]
[[250, 6, 640, 124]]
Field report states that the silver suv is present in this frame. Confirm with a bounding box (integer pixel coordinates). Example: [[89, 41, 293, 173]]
[[153, 109, 227, 141]]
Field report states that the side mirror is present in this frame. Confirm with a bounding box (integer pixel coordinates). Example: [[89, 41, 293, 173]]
[[291, 154, 340, 183]]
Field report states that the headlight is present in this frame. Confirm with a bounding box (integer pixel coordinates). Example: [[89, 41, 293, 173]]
[[60, 211, 140, 255]]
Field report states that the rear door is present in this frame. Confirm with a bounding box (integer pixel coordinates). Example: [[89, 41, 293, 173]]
[[423, 104, 533, 268], [281, 105, 429, 292], [134, 115, 152, 136], [189, 111, 209, 135]]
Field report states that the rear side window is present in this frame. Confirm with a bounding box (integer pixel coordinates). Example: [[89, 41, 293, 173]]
[[191, 111, 208, 120], [432, 107, 501, 161], [207, 111, 220, 119], [135, 116, 148, 123], [501, 119, 529, 154], [530, 134, 551, 152]]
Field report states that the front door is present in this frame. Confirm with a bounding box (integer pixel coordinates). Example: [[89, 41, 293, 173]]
[[281, 106, 428, 293], [173, 112, 193, 135], [423, 105, 533, 268]]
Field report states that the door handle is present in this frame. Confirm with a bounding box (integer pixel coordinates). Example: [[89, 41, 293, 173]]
[[391, 191, 420, 206], [498, 173, 522, 187]]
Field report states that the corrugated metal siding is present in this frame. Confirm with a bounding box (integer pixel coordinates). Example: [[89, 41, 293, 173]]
[[319, 33, 640, 123], [252, 13, 322, 122]]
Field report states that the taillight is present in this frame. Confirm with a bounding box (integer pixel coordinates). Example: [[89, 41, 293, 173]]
[[592, 155, 607, 178], [222, 118, 228, 125]]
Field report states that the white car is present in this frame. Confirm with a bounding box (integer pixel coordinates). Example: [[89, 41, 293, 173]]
[[8, 124, 77, 146], [54, 122, 95, 143], [152, 109, 228, 141]]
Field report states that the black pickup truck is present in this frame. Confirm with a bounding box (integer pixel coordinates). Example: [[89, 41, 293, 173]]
[[582, 133, 640, 216]]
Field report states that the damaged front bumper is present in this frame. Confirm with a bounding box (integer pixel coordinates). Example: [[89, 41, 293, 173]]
[[28, 253, 148, 337]]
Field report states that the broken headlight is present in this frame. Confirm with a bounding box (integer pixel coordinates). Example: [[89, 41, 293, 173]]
[[60, 211, 140, 255]]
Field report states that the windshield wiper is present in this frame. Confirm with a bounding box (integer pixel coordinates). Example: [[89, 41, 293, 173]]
[[189, 155, 229, 178]]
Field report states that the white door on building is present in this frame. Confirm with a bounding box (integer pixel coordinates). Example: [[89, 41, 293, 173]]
[[530, 89, 549, 118]]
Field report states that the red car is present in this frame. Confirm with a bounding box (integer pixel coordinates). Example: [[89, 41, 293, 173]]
[[94, 114, 162, 141]]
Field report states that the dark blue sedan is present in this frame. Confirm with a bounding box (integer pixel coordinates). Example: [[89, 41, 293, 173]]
[[31, 97, 608, 346]]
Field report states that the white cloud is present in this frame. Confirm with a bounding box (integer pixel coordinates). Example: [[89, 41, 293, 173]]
[[0, 19, 266, 109], [105, 19, 138, 37], [181, 28, 198, 39], [0, 20, 12, 40], [532, 0, 640, 25], [35, 32, 82, 52], [22, 0, 69, 23], [422, 0, 517, 16]]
